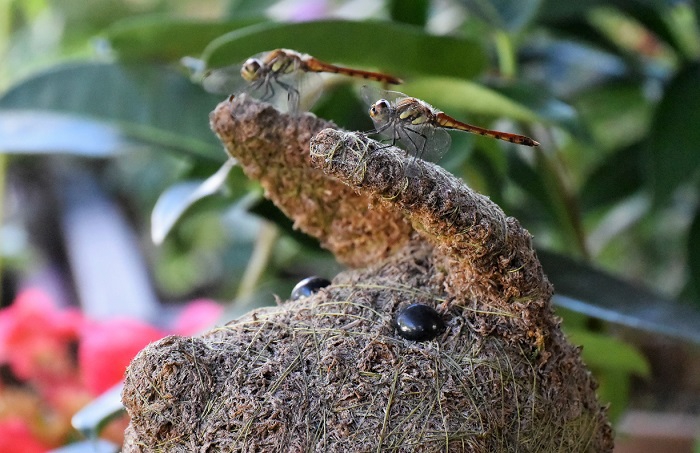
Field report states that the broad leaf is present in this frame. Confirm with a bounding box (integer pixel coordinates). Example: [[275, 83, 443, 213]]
[[689, 206, 700, 304], [399, 77, 541, 123], [648, 63, 700, 204], [565, 328, 650, 376], [541, 250, 700, 344], [0, 62, 224, 160], [0, 111, 127, 156], [102, 16, 261, 62], [151, 159, 238, 245], [457, 0, 542, 32], [580, 142, 645, 211], [200, 20, 487, 80]]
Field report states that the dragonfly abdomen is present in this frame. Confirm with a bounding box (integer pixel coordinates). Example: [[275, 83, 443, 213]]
[[302, 58, 402, 84], [435, 112, 539, 147]]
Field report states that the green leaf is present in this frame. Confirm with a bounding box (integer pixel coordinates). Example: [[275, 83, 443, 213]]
[[102, 16, 262, 62], [565, 328, 650, 376], [575, 81, 652, 151], [689, 206, 700, 304], [227, 0, 280, 17], [580, 142, 645, 211], [151, 159, 238, 245], [541, 250, 700, 344], [248, 198, 322, 250], [0, 111, 127, 156], [649, 63, 700, 204], [400, 77, 541, 123], [201, 20, 487, 80], [457, 0, 542, 32], [0, 62, 224, 160], [490, 81, 581, 135], [389, 0, 429, 26]]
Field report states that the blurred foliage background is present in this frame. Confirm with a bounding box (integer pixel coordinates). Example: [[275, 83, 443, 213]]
[[1, 0, 700, 447]]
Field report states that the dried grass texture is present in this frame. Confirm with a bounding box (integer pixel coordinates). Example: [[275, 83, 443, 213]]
[[122, 95, 613, 452]]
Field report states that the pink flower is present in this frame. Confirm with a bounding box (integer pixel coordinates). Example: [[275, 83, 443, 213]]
[[172, 299, 224, 336], [79, 318, 166, 395], [0, 289, 83, 381], [0, 417, 50, 453]]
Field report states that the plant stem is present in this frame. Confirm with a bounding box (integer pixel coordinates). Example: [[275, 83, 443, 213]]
[[534, 144, 591, 261], [494, 30, 516, 78], [0, 153, 6, 302], [236, 221, 279, 300]]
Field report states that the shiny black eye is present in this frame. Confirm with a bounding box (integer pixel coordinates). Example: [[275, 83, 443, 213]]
[[395, 304, 445, 342], [291, 276, 331, 300]]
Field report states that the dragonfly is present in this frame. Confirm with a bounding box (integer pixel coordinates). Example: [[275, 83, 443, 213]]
[[363, 88, 539, 162], [199, 49, 403, 113]]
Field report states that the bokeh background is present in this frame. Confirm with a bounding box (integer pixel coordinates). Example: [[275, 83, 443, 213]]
[[0, 0, 699, 451]]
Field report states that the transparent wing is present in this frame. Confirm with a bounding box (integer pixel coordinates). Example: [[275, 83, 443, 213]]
[[271, 70, 323, 113], [201, 64, 247, 95], [360, 85, 411, 138], [395, 122, 451, 162], [420, 125, 451, 162], [360, 85, 410, 108]]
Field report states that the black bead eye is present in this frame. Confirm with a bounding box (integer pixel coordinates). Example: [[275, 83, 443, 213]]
[[395, 304, 445, 342], [291, 276, 331, 300]]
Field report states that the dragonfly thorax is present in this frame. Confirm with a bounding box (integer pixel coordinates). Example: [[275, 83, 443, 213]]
[[396, 99, 433, 126]]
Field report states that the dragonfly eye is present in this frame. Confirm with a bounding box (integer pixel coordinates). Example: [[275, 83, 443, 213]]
[[240, 58, 262, 81], [369, 99, 391, 121]]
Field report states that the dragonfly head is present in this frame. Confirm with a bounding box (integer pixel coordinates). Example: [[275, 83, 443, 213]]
[[369, 99, 392, 125], [241, 58, 263, 82]]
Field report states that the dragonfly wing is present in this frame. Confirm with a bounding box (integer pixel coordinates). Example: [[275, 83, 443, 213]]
[[421, 126, 451, 162], [273, 70, 323, 113], [201, 65, 247, 95], [360, 86, 410, 108]]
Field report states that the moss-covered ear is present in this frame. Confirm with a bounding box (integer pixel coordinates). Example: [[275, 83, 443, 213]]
[[121, 95, 613, 452]]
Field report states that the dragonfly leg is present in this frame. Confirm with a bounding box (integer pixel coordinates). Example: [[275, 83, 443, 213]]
[[275, 79, 300, 112], [401, 125, 428, 159]]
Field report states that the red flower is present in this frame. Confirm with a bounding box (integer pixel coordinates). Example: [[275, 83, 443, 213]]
[[0, 417, 51, 453], [172, 298, 224, 336], [0, 289, 83, 382], [78, 318, 166, 395]]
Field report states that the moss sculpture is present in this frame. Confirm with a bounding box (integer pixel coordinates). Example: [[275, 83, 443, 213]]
[[121, 94, 614, 452]]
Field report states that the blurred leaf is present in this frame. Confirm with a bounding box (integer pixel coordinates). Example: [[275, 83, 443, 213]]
[[580, 142, 645, 211], [490, 81, 581, 135], [508, 150, 585, 255], [248, 197, 322, 250], [541, 250, 700, 344], [508, 152, 557, 221], [596, 368, 632, 422], [564, 328, 648, 421], [539, 0, 684, 60], [457, 0, 542, 32], [313, 84, 370, 132], [49, 439, 119, 453], [401, 77, 540, 123], [151, 158, 238, 245], [649, 62, 700, 204], [565, 328, 650, 376], [689, 206, 700, 304], [609, 2, 683, 56], [521, 39, 629, 97], [102, 16, 261, 62], [0, 111, 127, 156], [201, 20, 488, 80], [0, 62, 224, 160], [389, 0, 429, 26], [575, 81, 652, 151], [226, 0, 279, 17], [71, 383, 124, 439]]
